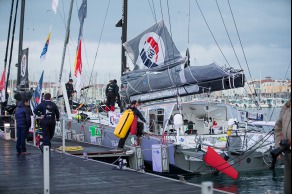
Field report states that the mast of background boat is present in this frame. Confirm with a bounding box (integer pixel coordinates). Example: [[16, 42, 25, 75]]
[[57, 0, 74, 97], [16, 0, 25, 87], [116, 0, 127, 108], [3, 0, 15, 101]]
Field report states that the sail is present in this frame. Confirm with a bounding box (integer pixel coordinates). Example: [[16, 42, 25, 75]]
[[121, 63, 245, 102], [30, 71, 44, 111], [123, 20, 185, 71]]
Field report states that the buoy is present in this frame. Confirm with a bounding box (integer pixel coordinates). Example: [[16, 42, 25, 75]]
[[204, 146, 238, 180]]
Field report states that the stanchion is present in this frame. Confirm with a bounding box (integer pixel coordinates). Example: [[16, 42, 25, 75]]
[[201, 181, 213, 194], [62, 119, 65, 153], [43, 145, 50, 194]]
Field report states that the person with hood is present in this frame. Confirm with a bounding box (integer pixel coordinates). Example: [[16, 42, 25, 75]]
[[105, 79, 119, 112], [15, 95, 32, 155], [65, 78, 75, 112], [34, 93, 60, 150]]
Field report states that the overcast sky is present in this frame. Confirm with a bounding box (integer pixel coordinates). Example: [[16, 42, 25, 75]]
[[0, 0, 291, 85]]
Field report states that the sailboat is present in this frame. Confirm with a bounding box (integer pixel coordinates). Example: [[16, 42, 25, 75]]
[[51, 0, 281, 177]]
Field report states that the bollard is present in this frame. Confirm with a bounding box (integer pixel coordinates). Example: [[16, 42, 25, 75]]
[[62, 119, 65, 153], [43, 146, 50, 194], [83, 152, 88, 161], [201, 181, 213, 194]]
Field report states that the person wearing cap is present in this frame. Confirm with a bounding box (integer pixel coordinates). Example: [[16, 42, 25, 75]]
[[65, 78, 75, 112], [117, 100, 146, 150], [15, 95, 32, 155], [34, 93, 60, 150], [105, 79, 119, 112]]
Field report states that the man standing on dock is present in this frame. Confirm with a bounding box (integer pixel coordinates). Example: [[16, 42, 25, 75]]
[[275, 99, 291, 194], [15, 94, 32, 155], [34, 93, 60, 150]]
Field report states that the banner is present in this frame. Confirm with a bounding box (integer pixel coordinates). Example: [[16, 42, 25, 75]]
[[17, 48, 29, 89]]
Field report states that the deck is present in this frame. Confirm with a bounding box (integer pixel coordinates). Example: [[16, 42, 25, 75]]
[[0, 138, 229, 194]]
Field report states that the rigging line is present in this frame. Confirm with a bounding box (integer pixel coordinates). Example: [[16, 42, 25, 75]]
[[166, 0, 175, 59], [166, 0, 173, 37], [159, 0, 164, 20], [227, 0, 257, 95], [151, 0, 157, 22], [57, 5, 66, 28], [89, 0, 111, 86], [6, 0, 19, 97], [195, 0, 231, 68], [147, 0, 157, 22], [283, 60, 291, 80], [188, 0, 191, 46], [215, 0, 241, 69], [61, 0, 66, 22], [3, 0, 14, 70]]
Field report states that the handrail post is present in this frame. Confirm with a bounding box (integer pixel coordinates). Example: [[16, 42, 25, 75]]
[[62, 119, 65, 153], [43, 145, 50, 194]]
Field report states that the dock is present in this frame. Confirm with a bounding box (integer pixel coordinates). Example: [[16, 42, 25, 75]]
[[0, 138, 230, 194]]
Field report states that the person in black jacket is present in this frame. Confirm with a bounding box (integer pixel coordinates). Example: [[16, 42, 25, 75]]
[[105, 80, 119, 112], [34, 93, 60, 149], [65, 78, 75, 112], [117, 100, 146, 150], [15, 98, 32, 155]]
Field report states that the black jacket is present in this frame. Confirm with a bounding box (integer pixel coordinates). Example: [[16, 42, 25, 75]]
[[65, 82, 74, 98], [128, 106, 146, 123], [105, 82, 119, 97], [33, 100, 60, 121], [15, 102, 32, 129]]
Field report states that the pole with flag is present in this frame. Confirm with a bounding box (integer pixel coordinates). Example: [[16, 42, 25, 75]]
[[30, 71, 44, 112]]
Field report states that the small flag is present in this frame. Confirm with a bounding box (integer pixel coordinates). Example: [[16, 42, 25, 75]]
[[40, 32, 51, 61], [30, 71, 44, 112], [52, 0, 58, 14], [0, 68, 6, 102], [78, 0, 87, 40]]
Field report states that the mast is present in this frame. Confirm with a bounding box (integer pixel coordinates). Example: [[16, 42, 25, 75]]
[[4, 0, 15, 100], [16, 0, 25, 86], [57, 0, 74, 92], [121, 0, 128, 76]]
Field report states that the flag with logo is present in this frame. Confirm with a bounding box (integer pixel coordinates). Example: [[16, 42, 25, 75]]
[[52, 0, 58, 14], [0, 68, 6, 102], [30, 71, 44, 111], [40, 32, 51, 61], [123, 20, 185, 71]]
